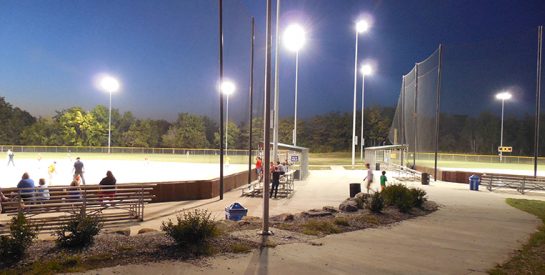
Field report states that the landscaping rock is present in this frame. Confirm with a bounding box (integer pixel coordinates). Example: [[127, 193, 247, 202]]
[[271, 213, 295, 222], [322, 206, 338, 213], [339, 199, 358, 212], [103, 228, 131, 236], [302, 210, 333, 218], [137, 228, 158, 234]]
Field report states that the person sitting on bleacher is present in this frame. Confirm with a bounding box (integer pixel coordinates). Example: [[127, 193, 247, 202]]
[[17, 172, 35, 201], [99, 170, 117, 205], [68, 175, 82, 201]]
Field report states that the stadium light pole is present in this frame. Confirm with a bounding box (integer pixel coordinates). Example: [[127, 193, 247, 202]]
[[496, 91, 512, 162], [99, 75, 120, 154], [360, 64, 373, 160], [283, 24, 306, 146], [352, 20, 369, 167], [221, 81, 236, 152]]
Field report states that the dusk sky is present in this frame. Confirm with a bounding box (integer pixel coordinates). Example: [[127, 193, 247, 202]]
[[0, 0, 544, 122]]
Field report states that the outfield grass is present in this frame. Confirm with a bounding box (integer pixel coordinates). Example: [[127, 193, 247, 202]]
[[489, 199, 545, 274], [417, 159, 545, 172]]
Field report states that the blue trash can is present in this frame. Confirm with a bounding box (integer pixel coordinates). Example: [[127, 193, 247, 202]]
[[225, 202, 248, 221], [469, 175, 480, 191]]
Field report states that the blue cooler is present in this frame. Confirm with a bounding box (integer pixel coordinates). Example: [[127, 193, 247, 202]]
[[469, 175, 480, 191], [225, 202, 248, 221]]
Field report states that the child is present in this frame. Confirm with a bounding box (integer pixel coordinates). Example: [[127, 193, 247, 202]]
[[380, 171, 388, 191], [37, 178, 50, 201]]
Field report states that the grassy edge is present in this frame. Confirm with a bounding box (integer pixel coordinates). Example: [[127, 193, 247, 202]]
[[488, 198, 545, 274]]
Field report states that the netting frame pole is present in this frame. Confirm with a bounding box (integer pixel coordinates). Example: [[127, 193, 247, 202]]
[[434, 44, 443, 181], [218, 0, 224, 200], [401, 75, 405, 167], [534, 26, 543, 178], [248, 17, 255, 185], [413, 63, 419, 168]]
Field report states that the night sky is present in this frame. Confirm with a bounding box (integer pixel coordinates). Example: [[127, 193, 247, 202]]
[[0, 0, 544, 122]]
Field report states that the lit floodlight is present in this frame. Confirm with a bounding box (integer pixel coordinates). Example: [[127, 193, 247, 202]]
[[221, 80, 236, 95], [99, 76, 120, 93], [283, 24, 306, 52], [495, 91, 512, 100], [360, 64, 373, 76], [355, 20, 369, 33]]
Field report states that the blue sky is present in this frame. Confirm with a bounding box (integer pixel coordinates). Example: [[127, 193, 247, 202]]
[[0, 0, 544, 122]]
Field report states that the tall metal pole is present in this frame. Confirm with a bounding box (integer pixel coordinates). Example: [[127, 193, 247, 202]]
[[534, 26, 543, 177], [500, 99, 505, 162], [351, 32, 359, 167], [360, 73, 365, 160], [226, 94, 229, 151], [434, 44, 443, 181], [108, 90, 112, 154], [293, 50, 299, 146], [218, 0, 224, 200], [248, 17, 255, 185], [262, 0, 273, 235], [400, 75, 405, 167], [272, 0, 281, 162], [413, 64, 419, 168]]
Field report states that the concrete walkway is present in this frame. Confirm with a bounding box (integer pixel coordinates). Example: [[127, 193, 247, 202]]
[[81, 170, 541, 275]]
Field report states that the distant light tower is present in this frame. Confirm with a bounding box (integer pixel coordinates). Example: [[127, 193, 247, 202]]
[[283, 24, 306, 146], [221, 80, 236, 151], [352, 20, 369, 167], [360, 64, 373, 160], [496, 91, 512, 161], [99, 75, 120, 154]]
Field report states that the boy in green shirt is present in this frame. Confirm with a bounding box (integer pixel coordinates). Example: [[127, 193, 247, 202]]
[[380, 171, 387, 191]]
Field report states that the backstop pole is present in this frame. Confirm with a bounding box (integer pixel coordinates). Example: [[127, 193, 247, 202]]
[[218, 0, 224, 200], [248, 17, 255, 185], [413, 63, 419, 168], [434, 44, 443, 181], [534, 26, 543, 178]]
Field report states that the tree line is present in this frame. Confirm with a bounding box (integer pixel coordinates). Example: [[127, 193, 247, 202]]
[[3, 96, 544, 155]]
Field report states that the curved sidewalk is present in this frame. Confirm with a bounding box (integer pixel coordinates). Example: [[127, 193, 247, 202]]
[[82, 170, 542, 275]]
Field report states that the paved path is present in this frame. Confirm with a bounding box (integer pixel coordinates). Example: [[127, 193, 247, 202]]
[[81, 170, 541, 275]]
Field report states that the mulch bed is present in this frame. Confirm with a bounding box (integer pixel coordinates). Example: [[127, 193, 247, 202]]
[[1, 201, 439, 273]]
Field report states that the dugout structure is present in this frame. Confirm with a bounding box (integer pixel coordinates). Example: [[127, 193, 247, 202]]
[[365, 144, 408, 170], [275, 143, 309, 180]]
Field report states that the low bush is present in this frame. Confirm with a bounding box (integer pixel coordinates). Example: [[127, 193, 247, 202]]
[[55, 213, 103, 248], [367, 192, 384, 213], [334, 217, 350, 226], [382, 184, 413, 213], [0, 212, 37, 265], [302, 220, 342, 235], [161, 209, 219, 255], [409, 188, 427, 208]]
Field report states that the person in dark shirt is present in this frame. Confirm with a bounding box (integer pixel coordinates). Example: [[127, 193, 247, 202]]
[[73, 157, 86, 185], [17, 172, 35, 201], [99, 170, 117, 200], [270, 165, 284, 199]]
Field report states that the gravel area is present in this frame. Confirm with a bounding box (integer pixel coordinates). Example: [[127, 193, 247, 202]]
[[2, 201, 438, 273]]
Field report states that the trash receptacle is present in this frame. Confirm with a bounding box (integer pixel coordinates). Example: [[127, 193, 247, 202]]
[[225, 202, 248, 221], [349, 183, 361, 198], [469, 175, 480, 191], [375, 163, 380, 171], [421, 173, 430, 185]]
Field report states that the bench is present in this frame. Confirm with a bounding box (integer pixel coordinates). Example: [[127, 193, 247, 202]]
[[389, 163, 426, 182], [241, 169, 296, 198], [0, 183, 155, 234], [481, 174, 545, 194]]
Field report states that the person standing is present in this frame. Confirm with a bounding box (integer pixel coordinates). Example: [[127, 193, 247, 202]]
[[255, 157, 263, 182], [380, 171, 388, 192], [270, 165, 282, 199], [48, 161, 57, 184], [6, 149, 15, 167], [73, 157, 86, 185], [364, 163, 373, 193]]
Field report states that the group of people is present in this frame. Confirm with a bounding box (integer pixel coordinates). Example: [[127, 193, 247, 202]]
[[0, 156, 117, 203], [255, 157, 290, 199], [364, 163, 388, 193]]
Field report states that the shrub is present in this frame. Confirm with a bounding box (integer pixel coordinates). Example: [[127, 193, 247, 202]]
[[334, 217, 350, 226], [409, 188, 427, 208], [382, 184, 413, 213], [0, 212, 37, 265], [55, 213, 102, 248], [161, 209, 219, 255], [302, 220, 342, 235], [366, 192, 384, 213]]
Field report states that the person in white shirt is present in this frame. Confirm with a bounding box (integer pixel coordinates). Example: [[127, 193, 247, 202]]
[[364, 163, 373, 193]]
